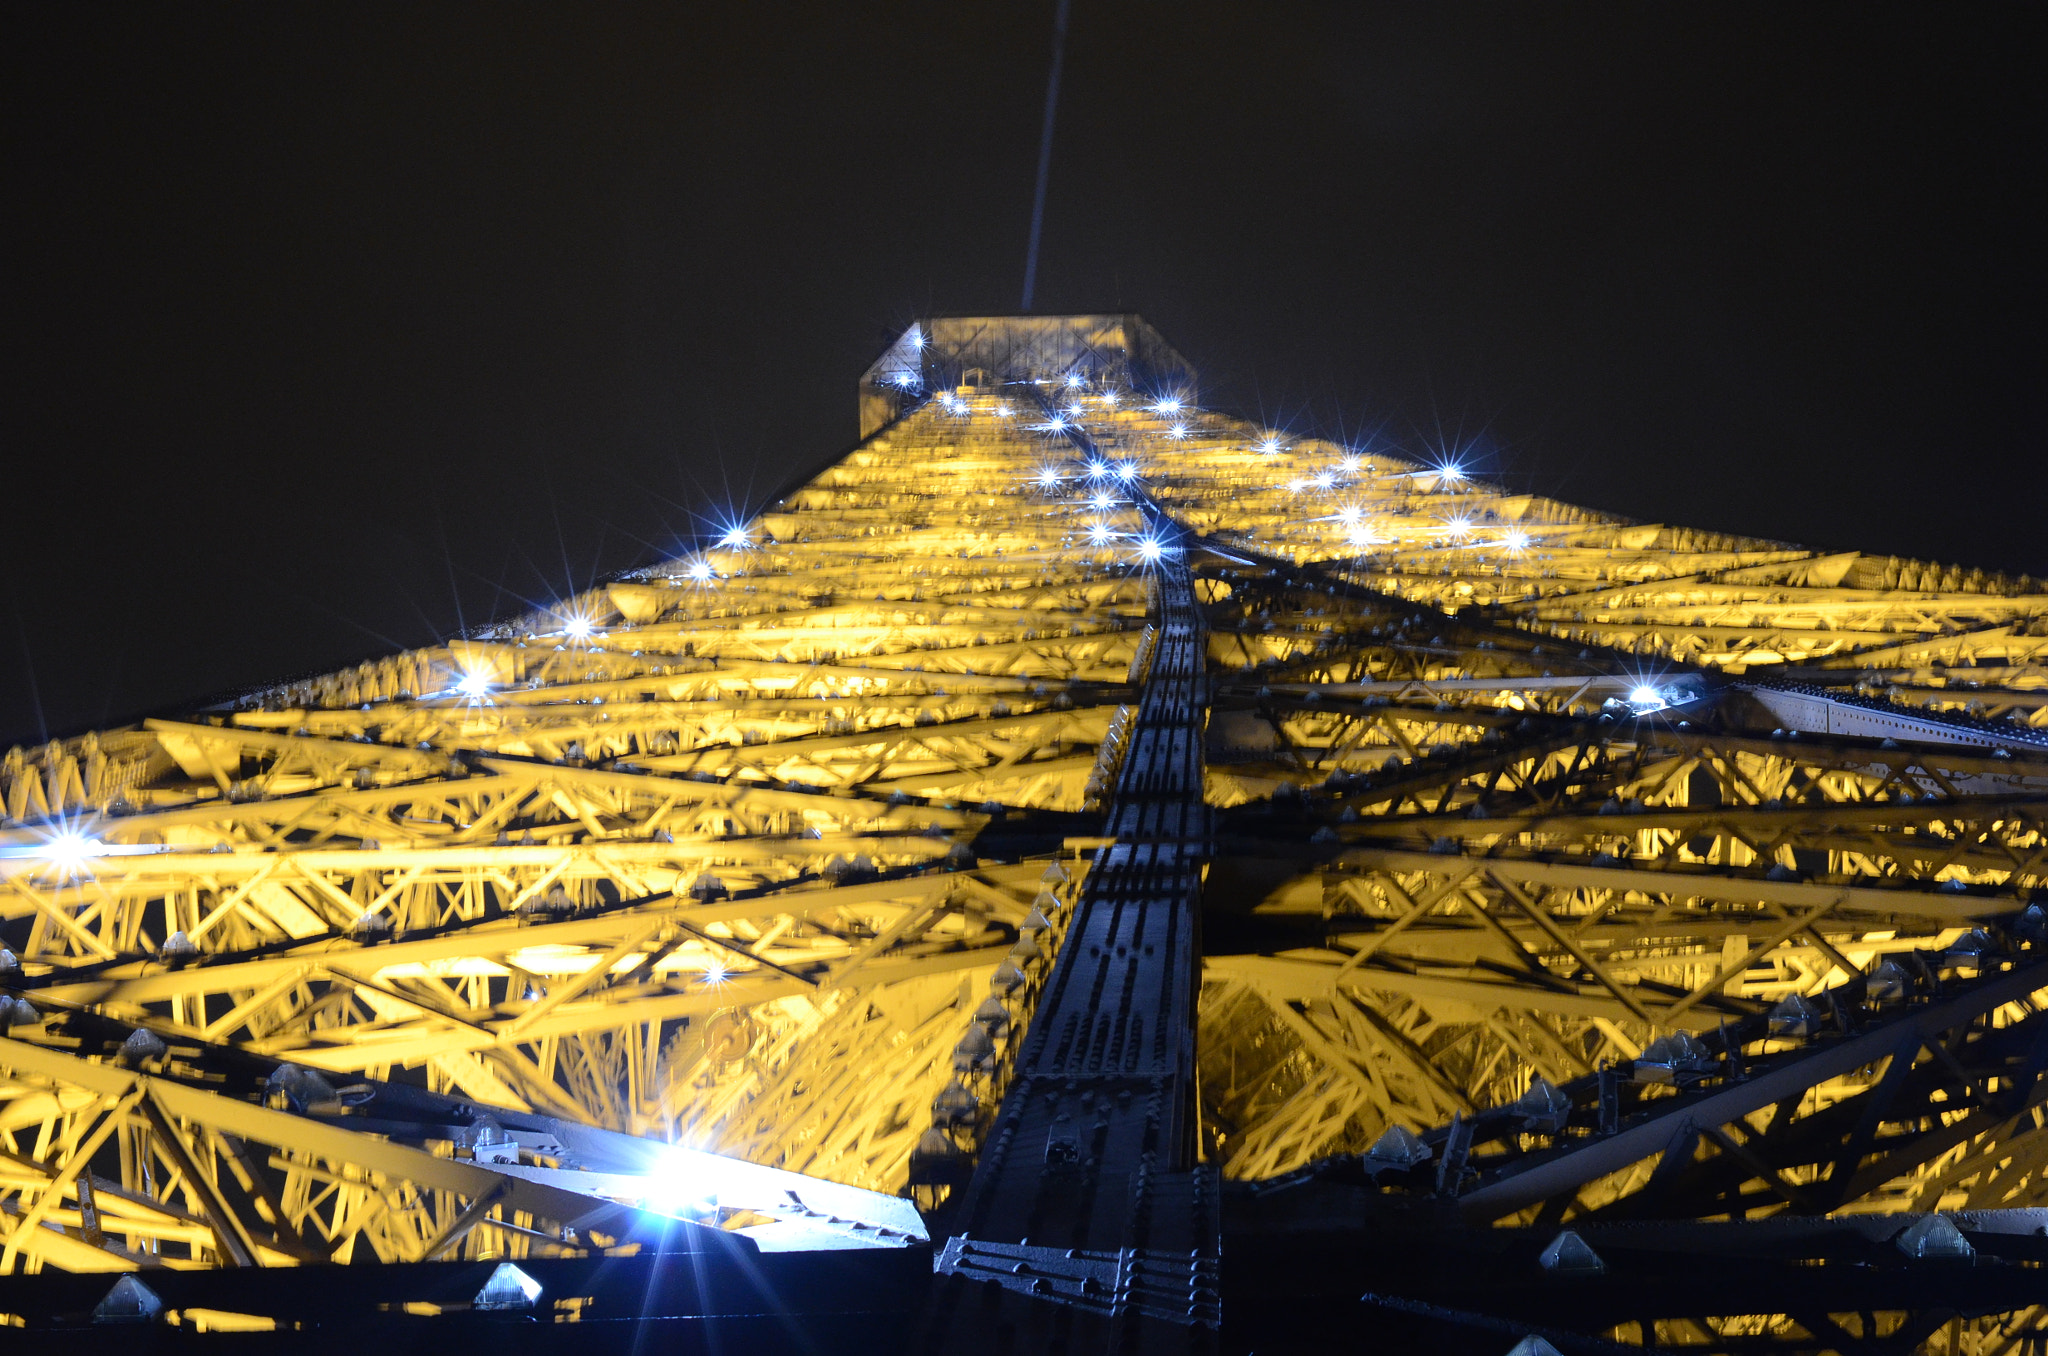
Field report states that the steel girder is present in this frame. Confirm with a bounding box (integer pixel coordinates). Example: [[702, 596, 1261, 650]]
[[2, 316, 2045, 1354], [0, 384, 1144, 1281]]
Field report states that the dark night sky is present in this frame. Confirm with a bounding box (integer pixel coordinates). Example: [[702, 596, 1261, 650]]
[[6, 4, 2044, 747]]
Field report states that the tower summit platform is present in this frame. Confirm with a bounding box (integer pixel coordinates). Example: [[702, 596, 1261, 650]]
[[858, 313, 1195, 436], [0, 315, 2044, 1352]]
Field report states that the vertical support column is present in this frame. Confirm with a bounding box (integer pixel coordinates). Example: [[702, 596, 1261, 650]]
[[932, 515, 1220, 1341]]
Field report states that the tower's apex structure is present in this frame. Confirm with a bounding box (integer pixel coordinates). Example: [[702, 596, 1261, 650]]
[[858, 313, 1196, 435]]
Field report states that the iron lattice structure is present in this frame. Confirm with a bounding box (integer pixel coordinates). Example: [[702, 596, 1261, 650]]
[[1, 315, 2045, 1353]]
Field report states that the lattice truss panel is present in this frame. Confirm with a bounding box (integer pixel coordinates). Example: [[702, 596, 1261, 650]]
[[3, 352, 2046, 1282], [0, 390, 1142, 1271], [1094, 398, 2048, 1233]]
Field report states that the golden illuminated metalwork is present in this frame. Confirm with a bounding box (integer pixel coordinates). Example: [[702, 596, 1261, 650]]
[[1, 315, 2041, 1351]]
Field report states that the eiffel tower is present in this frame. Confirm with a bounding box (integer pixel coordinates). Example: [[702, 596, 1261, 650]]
[[1, 315, 2044, 1353]]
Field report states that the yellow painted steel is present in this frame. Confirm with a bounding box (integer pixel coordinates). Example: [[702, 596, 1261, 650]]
[[0, 323, 2040, 1356]]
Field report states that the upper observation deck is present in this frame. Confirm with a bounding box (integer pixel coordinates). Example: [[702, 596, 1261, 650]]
[[858, 313, 1196, 437]]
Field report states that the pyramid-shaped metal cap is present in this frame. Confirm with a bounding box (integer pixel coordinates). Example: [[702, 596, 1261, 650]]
[[93, 1274, 164, 1324], [1894, 1213, 1974, 1260], [1363, 1123, 1430, 1168], [1538, 1229, 1606, 1274], [474, 1261, 543, 1309]]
